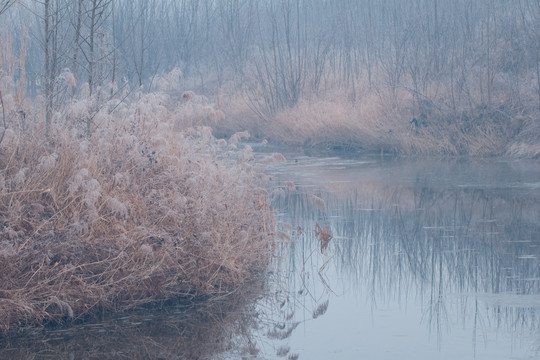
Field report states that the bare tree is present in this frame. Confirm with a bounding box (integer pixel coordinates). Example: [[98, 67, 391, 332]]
[[43, 0, 53, 135], [70, 0, 82, 97], [0, 0, 17, 17]]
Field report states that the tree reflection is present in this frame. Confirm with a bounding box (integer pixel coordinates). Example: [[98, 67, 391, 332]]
[[271, 178, 540, 350]]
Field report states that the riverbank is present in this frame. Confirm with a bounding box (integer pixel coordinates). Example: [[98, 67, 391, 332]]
[[0, 91, 275, 335], [212, 84, 540, 158]]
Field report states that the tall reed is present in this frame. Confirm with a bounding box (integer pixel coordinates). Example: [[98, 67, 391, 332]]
[[0, 87, 274, 334]]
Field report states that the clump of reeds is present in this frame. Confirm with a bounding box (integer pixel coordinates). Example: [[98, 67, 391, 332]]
[[312, 299, 329, 319], [0, 89, 274, 334]]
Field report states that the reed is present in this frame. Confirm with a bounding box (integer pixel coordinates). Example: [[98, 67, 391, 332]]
[[0, 89, 274, 335], [217, 72, 538, 157]]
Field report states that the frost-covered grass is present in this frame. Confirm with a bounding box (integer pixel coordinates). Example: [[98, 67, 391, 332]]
[[0, 88, 274, 335], [216, 75, 539, 157]]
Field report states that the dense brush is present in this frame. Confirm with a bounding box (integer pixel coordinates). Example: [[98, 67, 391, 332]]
[[0, 89, 274, 334]]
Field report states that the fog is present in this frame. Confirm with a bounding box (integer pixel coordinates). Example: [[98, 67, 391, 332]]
[[1, 1, 540, 357], [1, 0, 539, 124]]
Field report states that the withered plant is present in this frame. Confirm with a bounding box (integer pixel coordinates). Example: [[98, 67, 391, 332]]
[[0, 88, 274, 335]]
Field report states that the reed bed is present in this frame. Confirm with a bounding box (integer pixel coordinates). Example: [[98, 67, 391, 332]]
[[0, 90, 274, 335], [261, 95, 532, 156], [217, 75, 538, 157]]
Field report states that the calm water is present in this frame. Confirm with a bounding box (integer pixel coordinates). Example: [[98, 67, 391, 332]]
[[258, 148, 540, 360], [2, 148, 540, 359]]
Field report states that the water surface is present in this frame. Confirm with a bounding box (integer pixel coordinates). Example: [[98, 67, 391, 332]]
[[258, 148, 540, 360]]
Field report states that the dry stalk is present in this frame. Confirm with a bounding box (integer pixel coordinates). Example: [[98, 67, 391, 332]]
[[0, 90, 6, 144]]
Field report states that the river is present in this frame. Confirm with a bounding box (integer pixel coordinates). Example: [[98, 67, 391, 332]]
[[2, 146, 539, 359], [255, 146, 540, 360]]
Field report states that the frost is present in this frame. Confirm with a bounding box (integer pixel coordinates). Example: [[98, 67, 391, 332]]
[[201, 105, 213, 116], [85, 178, 101, 192], [78, 168, 89, 178], [172, 194, 187, 208], [151, 135, 168, 151], [84, 190, 101, 208], [156, 67, 182, 91], [79, 140, 90, 153], [83, 179, 101, 208], [37, 154, 57, 172], [263, 153, 287, 164], [68, 100, 90, 119], [140, 244, 153, 256], [118, 134, 137, 149], [61, 69, 76, 87], [208, 109, 225, 122], [0, 242, 17, 256], [113, 173, 129, 187], [230, 131, 250, 145], [243, 145, 254, 161], [14, 168, 28, 187], [87, 209, 99, 224], [200, 231, 211, 241], [69, 221, 89, 235], [68, 168, 89, 194], [107, 196, 129, 218]]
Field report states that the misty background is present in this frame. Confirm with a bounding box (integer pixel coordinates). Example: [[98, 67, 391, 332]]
[[0, 0, 539, 154]]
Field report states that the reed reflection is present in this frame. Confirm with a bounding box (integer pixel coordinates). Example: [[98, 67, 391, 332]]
[[271, 178, 540, 351], [0, 283, 266, 360]]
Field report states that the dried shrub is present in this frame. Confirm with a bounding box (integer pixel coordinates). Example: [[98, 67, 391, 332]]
[[0, 91, 274, 334]]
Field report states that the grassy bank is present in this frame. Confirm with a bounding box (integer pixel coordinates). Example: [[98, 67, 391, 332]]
[[212, 80, 540, 157], [0, 89, 274, 335]]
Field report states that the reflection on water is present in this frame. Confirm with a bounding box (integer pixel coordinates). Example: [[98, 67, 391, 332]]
[[2, 151, 539, 359], [0, 285, 266, 359], [265, 152, 540, 360]]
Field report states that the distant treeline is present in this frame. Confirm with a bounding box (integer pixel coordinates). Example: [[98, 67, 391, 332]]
[[1, 0, 539, 154], [1, 1, 538, 105]]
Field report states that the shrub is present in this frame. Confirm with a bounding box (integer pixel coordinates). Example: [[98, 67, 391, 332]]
[[0, 90, 274, 334]]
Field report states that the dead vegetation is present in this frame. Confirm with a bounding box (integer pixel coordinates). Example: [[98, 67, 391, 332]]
[[0, 89, 274, 335], [218, 80, 540, 157]]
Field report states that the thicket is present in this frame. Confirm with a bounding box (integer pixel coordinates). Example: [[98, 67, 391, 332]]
[[215, 0, 540, 156], [0, 75, 275, 334], [2, 0, 540, 156]]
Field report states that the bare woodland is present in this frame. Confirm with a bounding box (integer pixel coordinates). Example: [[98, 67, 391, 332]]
[[0, 0, 539, 155]]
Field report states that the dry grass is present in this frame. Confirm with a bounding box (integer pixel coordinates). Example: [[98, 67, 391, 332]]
[[214, 82, 266, 139], [259, 90, 532, 156], [213, 71, 540, 157], [0, 90, 274, 335], [504, 113, 540, 158], [268, 97, 382, 149]]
